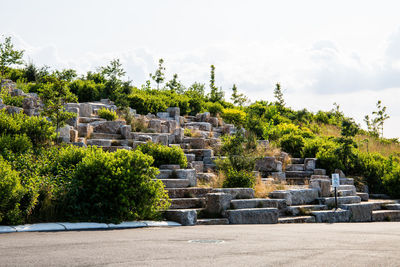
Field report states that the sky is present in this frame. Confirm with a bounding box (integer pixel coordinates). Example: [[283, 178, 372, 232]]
[[1, 0, 400, 137]]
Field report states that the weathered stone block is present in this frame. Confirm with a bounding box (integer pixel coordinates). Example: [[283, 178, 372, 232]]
[[304, 158, 317, 170], [121, 125, 131, 139], [214, 188, 254, 199], [227, 208, 278, 224], [148, 119, 162, 133], [255, 157, 283, 172], [58, 126, 71, 143], [340, 203, 373, 222], [167, 107, 180, 117], [86, 139, 112, 147], [70, 129, 78, 143], [190, 138, 206, 149], [314, 169, 326, 175], [310, 179, 331, 197], [79, 103, 92, 117], [311, 209, 350, 223], [185, 153, 196, 162], [175, 169, 197, 187], [197, 173, 216, 182], [92, 121, 125, 134], [191, 161, 204, 173], [164, 209, 197, 226], [205, 193, 232, 216]]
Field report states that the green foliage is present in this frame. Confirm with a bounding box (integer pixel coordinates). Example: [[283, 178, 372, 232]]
[[69, 79, 104, 102], [205, 102, 223, 116], [0, 157, 25, 224], [137, 142, 187, 168], [222, 169, 256, 188], [221, 108, 246, 127], [0, 134, 32, 156], [97, 108, 118, 121], [208, 65, 224, 102], [62, 149, 170, 223], [231, 84, 248, 107], [0, 35, 24, 78], [184, 128, 192, 137], [279, 133, 305, 158], [274, 83, 285, 107], [341, 118, 359, 137], [150, 58, 165, 90]]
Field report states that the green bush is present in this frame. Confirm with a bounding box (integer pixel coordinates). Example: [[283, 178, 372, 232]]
[[62, 149, 170, 222], [279, 133, 305, 158], [0, 134, 32, 156], [205, 102, 223, 116], [0, 158, 25, 225], [137, 142, 187, 168], [222, 169, 256, 188], [221, 108, 246, 127], [69, 79, 104, 102], [98, 108, 118, 121]]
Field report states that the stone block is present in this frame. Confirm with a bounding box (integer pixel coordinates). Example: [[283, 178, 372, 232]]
[[175, 169, 197, 187], [270, 172, 286, 181], [167, 107, 180, 117], [227, 208, 278, 224], [6, 106, 23, 114], [255, 157, 283, 172], [121, 125, 131, 139], [58, 126, 71, 143], [357, 192, 369, 201], [304, 158, 317, 171], [186, 122, 212, 131], [311, 209, 351, 223], [92, 121, 125, 134], [174, 128, 184, 143], [207, 117, 219, 127], [197, 173, 216, 182], [340, 203, 373, 222], [22, 97, 38, 110], [79, 103, 92, 117], [190, 138, 206, 149], [159, 164, 180, 170], [166, 120, 177, 133], [213, 188, 254, 199], [148, 119, 162, 132], [289, 189, 319, 205], [205, 193, 232, 216], [191, 161, 204, 173], [137, 135, 152, 142], [164, 209, 197, 226], [185, 153, 196, 162], [87, 139, 112, 147], [314, 169, 326, 175], [310, 179, 331, 197], [70, 129, 78, 143]]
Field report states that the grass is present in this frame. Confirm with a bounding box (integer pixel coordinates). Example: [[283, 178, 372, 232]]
[[254, 176, 287, 198]]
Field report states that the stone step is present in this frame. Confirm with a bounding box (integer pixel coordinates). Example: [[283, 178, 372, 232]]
[[170, 198, 206, 209], [286, 164, 305, 171], [167, 188, 213, 198], [213, 188, 254, 199], [90, 132, 123, 139], [196, 218, 229, 225], [285, 177, 310, 185], [318, 196, 361, 206], [311, 209, 351, 223], [367, 200, 398, 210], [383, 204, 400, 210], [356, 192, 369, 201], [332, 185, 356, 191], [286, 205, 328, 216], [78, 117, 106, 123], [269, 189, 318, 206], [337, 190, 356, 197], [157, 179, 190, 188], [372, 210, 400, 222], [164, 209, 197, 226], [230, 199, 286, 210], [86, 139, 112, 147], [278, 216, 315, 224], [291, 158, 304, 164], [227, 208, 279, 224], [285, 170, 314, 178]]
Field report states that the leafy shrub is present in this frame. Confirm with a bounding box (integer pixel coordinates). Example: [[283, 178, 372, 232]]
[[137, 142, 188, 168], [279, 133, 305, 158], [98, 108, 118, 121], [184, 128, 192, 137], [222, 169, 256, 188], [221, 108, 246, 127], [0, 134, 32, 156], [69, 79, 104, 102], [62, 149, 170, 222], [205, 102, 223, 116], [0, 158, 25, 225]]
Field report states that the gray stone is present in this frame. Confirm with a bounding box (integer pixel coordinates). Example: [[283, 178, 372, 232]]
[[92, 121, 125, 134], [357, 192, 369, 201], [156, 170, 173, 179], [155, 134, 169, 146], [86, 139, 112, 147], [159, 164, 180, 170], [340, 203, 373, 222], [255, 157, 283, 172], [311, 209, 351, 223], [167, 107, 180, 117], [156, 112, 169, 119], [191, 161, 204, 173], [6, 106, 23, 114], [58, 126, 71, 143], [230, 199, 287, 210], [70, 129, 78, 143], [197, 173, 216, 182], [22, 97, 38, 110], [318, 196, 361, 206], [59, 222, 108, 230], [205, 193, 232, 216], [174, 128, 184, 143], [137, 135, 152, 142], [269, 190, 292, 205], [14, 223, 65, 232], [270, 172, 286, 181], [164, 209, 197, 226], [314, 169, 326, 175], [335, 169, 346, 178], [207, 117, 219, 127], [121, 125, 131, 139], [186, 122, 212, 131], [185, 153, 196, 162], [304, 158, 317, 170], [148, 119, 162, 132], [79, 103, 93, 117], [166, 120, 177, 133], [227, 208, 278, 224], [310, 179, 331, 197], [289, 189, 319, 205], [175, 169, 197, 187], [372, 210, 400, 222], [213, 188, 255, 199], [77, 123, 93, 138], [190, 138, 206, 149]]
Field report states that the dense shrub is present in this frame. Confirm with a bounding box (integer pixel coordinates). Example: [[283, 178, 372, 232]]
[[279, 133, 305, 158], [69, 79, 104, 102], [62, 149, 170, 222], [0, 158, 25, 225], [137, 142, 187, 168], [205, 102, 223, 116], [98, 108, 118, 121], [0, 134, 32, 156], [222, 169, 256, 188], [221, 108, 246, 127]]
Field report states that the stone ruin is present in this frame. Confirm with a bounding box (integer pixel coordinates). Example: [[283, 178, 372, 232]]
[[2, 79, 400, 226]]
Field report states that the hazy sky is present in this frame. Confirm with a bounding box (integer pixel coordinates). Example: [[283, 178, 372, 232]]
[[1, 0, 400, 137]]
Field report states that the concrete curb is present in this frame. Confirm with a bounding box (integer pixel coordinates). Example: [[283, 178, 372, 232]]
[[0, 221, 181, 234]]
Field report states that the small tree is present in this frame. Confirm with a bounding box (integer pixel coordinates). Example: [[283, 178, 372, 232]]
[[39, 80, 77, 141], [364, 100, 390, 138], [0, 35, 24, 87], [99, 59, 126, 100], [231, 84, 248, 107], [209, 65, 224, 102], [166, 73, 185, 93], [273, 83, 285, 107], [150, 58, 165, 89]]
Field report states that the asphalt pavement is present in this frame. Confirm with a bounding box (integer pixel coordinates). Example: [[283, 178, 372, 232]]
[[1, 222, 400, 266]]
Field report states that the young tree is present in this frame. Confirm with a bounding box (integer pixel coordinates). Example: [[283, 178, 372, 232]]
[[208, 65, 224, 102], [373, 100, 390, 137], [186, 82, 206, 99], [99, 59, 126, 99], [150, 58, 165, 89], [39, 80, 77, 141], [0, 35, 24, 86], [166, 73, 185, 93], [273, 83, 285, 107], [231, 84, 248, 107]]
